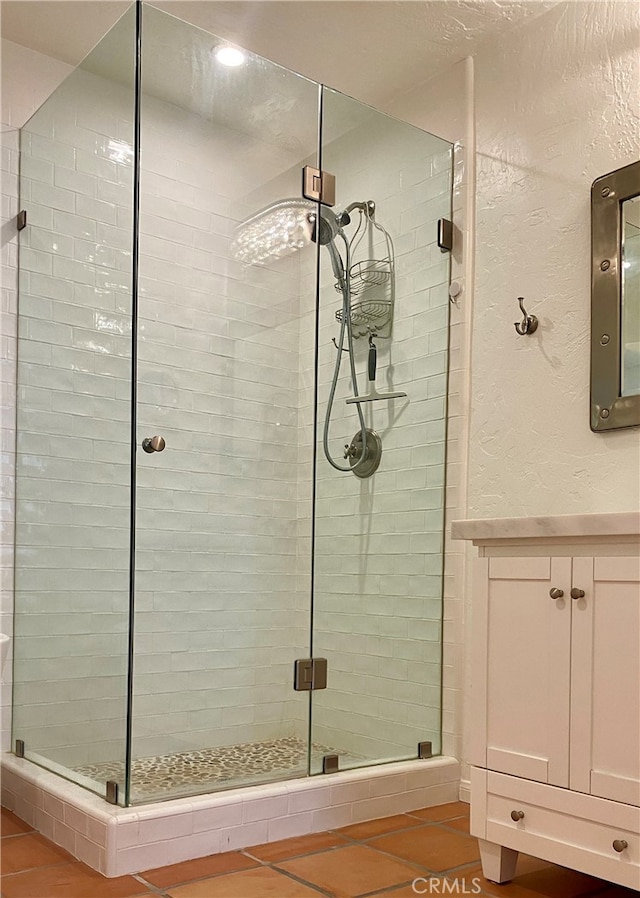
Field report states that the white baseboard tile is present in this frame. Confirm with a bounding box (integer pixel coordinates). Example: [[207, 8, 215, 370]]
[[2, 753, 460, 877]]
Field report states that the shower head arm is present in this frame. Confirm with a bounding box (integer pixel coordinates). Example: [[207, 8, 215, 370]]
[[340, 200, 375, 221]]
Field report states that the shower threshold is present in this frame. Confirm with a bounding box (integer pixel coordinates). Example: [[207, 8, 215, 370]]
[[1, 751, 459, 876], [74, 736, 364, 802]]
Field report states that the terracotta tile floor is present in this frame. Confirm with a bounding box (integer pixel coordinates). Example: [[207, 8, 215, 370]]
[[1, 802, 637, 898]]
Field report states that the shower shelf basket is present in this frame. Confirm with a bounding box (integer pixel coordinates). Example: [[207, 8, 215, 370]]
[[345, 259, 393, 295], [335, 298, 394, 334], [334, 256, 395, 335]]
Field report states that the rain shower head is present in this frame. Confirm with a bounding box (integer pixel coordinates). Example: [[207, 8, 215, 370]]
[[230, 198, 347, 269], [230, 198, 315, 265]]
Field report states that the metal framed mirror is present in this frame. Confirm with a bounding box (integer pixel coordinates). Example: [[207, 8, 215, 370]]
[[591, 159, 640, 431]]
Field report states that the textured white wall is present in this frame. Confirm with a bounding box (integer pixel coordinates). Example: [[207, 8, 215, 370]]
[[470, 0, 640, 517]]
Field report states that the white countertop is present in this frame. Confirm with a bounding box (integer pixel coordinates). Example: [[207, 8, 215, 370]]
[[451, 512, 640, 542]]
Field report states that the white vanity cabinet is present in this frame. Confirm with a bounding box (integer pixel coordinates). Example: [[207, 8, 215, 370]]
[[452, 513, 640, 892]]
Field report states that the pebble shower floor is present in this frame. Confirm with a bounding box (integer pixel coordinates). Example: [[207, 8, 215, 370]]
[[74, 737, 362, 801]]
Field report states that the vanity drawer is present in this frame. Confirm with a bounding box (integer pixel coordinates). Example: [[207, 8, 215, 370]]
[[484, 771, 640, 890]]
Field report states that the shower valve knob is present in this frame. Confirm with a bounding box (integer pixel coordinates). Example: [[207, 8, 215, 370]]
[[142, 436, 166, 453]]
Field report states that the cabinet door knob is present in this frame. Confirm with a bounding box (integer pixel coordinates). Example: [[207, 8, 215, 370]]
[[570, 587, 585, 600], [510, 810, 525, 821], [549, 587, 564, 599], [613, 839, 628, 853]]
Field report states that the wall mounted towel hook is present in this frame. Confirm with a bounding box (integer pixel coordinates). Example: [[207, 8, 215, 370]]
[[514, 297, 538, 335]]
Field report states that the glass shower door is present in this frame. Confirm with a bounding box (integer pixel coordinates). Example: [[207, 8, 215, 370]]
[[310, 87, 452, 772], [12, 8, 137, 802], [129, 5, 320, 803]]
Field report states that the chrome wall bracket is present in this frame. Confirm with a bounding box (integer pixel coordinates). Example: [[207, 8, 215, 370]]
[[15, 739, 25, 758], [105, 780, 119, 805], [293, 658, 328, 691], [322, 754, 339, 774], [302, 166, 336, 207], [418, 741, 433, 759]]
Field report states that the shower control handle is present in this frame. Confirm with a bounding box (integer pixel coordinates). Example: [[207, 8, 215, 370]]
[[142, 436, 166, 453], [344, 443, 359, 460]]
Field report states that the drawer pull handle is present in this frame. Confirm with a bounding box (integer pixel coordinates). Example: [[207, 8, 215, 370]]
[[549, 587, 564, 600], [613, 839, 628, 853], [570, 587, 585, 600], [510, 810, 525, 822]]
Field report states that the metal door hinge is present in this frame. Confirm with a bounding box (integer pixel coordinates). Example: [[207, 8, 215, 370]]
[[418, 741, 433, 759], [302, 166, 336, 207], [437, 218, 452, 253], [106, 780, 119, 804], [322, 753, 339, 774], [15, 739, 25, 758], [294, 657, 328, 691], [17, 210, 27, 231]]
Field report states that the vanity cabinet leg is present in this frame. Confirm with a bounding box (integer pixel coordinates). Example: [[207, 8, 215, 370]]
[[478, 839, 519, 883]]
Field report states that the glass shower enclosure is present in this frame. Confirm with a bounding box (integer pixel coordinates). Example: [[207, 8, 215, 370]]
[[12, 3, 453, 806]]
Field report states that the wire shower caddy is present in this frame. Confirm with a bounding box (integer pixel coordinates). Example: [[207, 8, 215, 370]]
[[334, 211, 395, 338]]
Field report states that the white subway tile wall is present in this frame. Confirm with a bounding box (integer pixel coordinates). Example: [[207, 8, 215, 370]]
[[11, 15, 453, 794]]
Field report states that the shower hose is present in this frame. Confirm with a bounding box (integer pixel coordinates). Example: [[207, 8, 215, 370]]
[[322, 232, 369, 473]]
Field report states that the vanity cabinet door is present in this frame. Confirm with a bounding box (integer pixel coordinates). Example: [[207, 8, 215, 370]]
[[471, 556, 572, 787], [570, 556, 640, 806]]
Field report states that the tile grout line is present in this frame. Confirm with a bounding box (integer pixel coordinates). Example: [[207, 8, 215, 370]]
[[1, 860, 81, 879], [262, 865, 336, 898], [132, 871, 173, 897]]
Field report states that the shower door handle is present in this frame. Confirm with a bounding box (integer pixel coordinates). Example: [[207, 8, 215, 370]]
[[142, 436, 166, 453]]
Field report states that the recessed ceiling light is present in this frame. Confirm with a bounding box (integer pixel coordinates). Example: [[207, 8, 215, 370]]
[[216, 46, 245, 67]]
